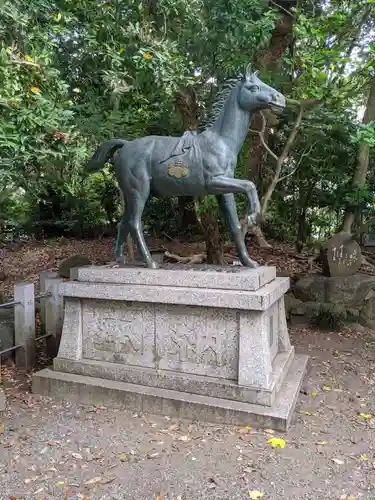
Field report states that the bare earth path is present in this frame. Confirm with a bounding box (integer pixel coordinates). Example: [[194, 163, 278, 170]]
[[1, 327, 375, 500]]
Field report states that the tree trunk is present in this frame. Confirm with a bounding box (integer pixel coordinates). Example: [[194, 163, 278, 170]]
[[200, 211, 226, 265], [342, 74, 375, 233], [249, 0, 297, 247], [175, 88, 200, 232]]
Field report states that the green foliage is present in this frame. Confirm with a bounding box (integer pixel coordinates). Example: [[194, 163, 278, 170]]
[[351, 122, 375, 147], [310, 304, 349, 331], [0, 0, 374, 247]]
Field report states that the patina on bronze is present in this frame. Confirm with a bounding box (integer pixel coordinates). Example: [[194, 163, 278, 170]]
[[87, 65, 286, 269]]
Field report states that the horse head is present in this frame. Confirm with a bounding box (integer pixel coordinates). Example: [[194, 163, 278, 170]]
[[238, 64, 286, 115]]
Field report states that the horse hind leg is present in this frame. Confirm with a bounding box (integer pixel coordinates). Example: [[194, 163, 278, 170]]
[[114, 212, 130, 264], [123, 183, 158, 269]]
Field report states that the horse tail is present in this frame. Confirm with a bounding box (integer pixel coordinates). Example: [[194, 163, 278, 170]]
[[86, 139, 127, 172]]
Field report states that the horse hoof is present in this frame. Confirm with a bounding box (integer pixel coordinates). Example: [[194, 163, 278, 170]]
[[115, 256, 126, 265]]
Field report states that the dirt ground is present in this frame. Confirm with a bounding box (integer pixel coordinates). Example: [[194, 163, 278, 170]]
[[1, 326, 375, 500], [0, 237, 311, 298]]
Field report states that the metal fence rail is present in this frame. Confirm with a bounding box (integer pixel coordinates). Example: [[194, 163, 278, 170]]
[[0, 273, 64, 373]]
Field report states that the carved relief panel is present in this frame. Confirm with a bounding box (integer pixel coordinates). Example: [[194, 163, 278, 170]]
[[155, 304, 239, 379], [82, 299, 155, 368]]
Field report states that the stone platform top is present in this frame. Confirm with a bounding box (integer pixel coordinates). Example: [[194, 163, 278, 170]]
[[59, 276, 289, 311], [71, 264, 276, 292]]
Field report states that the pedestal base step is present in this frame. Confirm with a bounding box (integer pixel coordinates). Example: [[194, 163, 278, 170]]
[[32, 355, 308, 431]]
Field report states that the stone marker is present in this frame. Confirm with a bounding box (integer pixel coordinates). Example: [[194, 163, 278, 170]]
[[321, 232, 362, 277], [32, 265, 308, 431]]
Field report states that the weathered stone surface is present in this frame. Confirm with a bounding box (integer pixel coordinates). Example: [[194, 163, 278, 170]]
[[59, 254, 91, 278], [73, 265, 276, 292], [54, 348, 294, 407], [82, 299, 155, 369], [33, 355, 308, 431], [59, 277, 289, 311], [57, 293, 290, 390], [34, 265, 306, 430], [284, 294, 305, 318], [155, 304, 239, 379], [294, 274, 375, 308], [321, 232, 362, 277], [360, 297, 375, 329]]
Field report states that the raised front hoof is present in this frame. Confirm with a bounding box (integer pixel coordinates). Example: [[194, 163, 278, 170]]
[[147, 260, 159, 270]]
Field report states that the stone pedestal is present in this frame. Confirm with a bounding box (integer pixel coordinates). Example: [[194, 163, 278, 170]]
[[32, 265, 308, 430]]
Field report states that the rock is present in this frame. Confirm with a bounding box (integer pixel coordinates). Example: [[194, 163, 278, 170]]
[[58, 254, 92, 278], [350, 323, 366, 333], [360, 297, 375, 329], [321, 232, 362, 277], [294, 274, 375, 308], [284, 294, 305, 317]]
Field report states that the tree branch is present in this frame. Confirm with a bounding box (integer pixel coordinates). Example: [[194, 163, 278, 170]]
[[277, 141, 318, 183], [249, 111, 278, 160], [269, 0, 296, 19]]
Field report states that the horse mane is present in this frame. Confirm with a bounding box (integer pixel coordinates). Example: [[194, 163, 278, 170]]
[[201, 73, 243, 130]]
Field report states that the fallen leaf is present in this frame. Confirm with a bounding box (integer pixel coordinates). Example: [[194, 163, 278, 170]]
[[237, 427, 250, 434], [332, 458, 345, 465], [119, 454, 130, 462], [359, 412, 372, 421], [311, 391, 318, 398], [249, 491, 265, 499], [100, 475, 116, 485], [323, 386, 332, 392], [56, 481, 65, 485], [317, 441, 328, 446], [246, 426, 253, 430], [360, 454, 369, 461], [301, 411, 315, 416], [84, 476, 102, 485], [267, 437, 286, 449]]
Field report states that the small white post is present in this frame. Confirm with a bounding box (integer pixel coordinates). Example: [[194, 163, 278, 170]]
[[14, 282, 36, 372], [44, 277, 64, 357], [39, 271, 58, 333]]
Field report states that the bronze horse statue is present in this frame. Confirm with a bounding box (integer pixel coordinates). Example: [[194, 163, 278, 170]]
[[87, 66, 286, 268]]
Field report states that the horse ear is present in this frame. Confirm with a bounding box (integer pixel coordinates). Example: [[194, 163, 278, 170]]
[[245, 63, 252, 80]]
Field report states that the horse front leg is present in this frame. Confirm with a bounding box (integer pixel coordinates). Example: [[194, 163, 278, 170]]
[[207, 176, 261, 268], [216, 194, 259, 268]]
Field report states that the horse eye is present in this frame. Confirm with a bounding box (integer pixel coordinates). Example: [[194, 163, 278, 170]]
[[248, 85, 259, 92]]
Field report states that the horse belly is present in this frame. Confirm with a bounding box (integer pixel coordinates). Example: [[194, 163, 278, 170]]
[[151, 159, 206, 197]]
